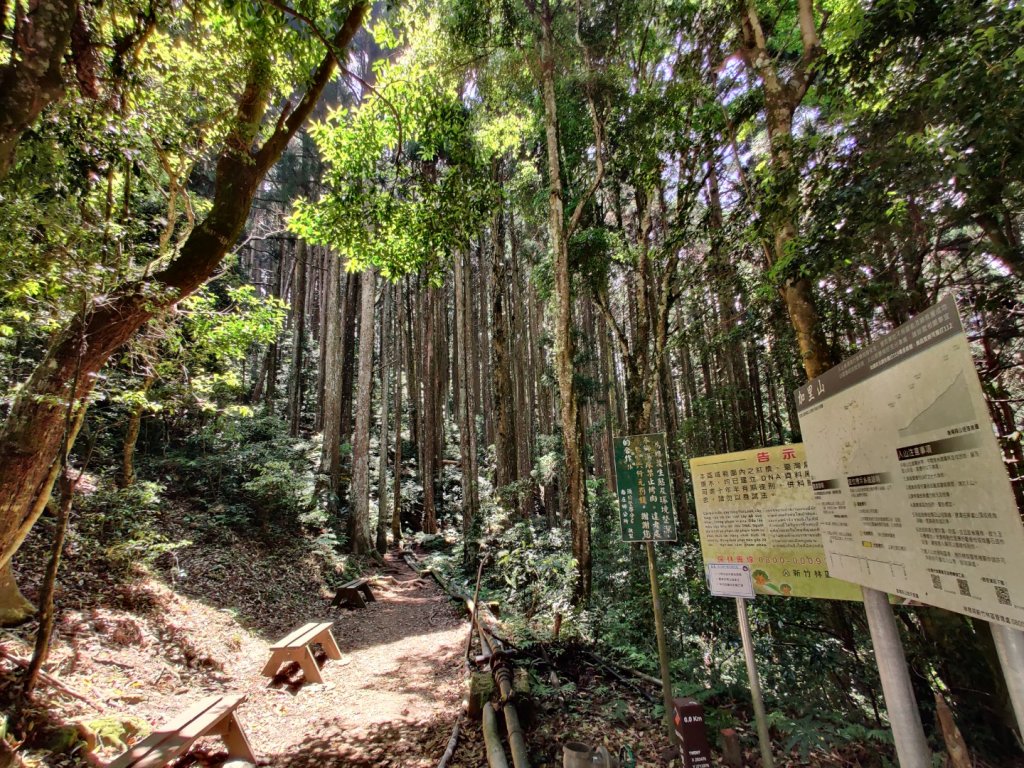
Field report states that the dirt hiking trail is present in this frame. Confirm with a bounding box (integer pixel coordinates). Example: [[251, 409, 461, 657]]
[[3, 536, 474, 768]]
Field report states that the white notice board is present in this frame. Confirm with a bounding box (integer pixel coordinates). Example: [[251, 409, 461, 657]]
[[796, 295, 1024, 629], [706, 563, 755, 599]]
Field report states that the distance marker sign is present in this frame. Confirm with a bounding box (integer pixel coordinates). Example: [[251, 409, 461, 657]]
[[614, 433, 677, 542]]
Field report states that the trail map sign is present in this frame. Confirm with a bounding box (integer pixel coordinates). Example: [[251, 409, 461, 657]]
[[614, 433, 677, 542], [691, 445, 862, 601], [796, 295, 1024, 630]]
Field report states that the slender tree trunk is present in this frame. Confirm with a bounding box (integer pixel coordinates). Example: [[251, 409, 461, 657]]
[[510, 214, 536, 519], [420, 286, 438, 534], [254, 249, 284, 411], [21, 466, 75, 700], [491, 207, 517, 512], [288, 239, 307, 437], [320, 254, 344, 515], [740, 2, 831, 380], [455, 252, 477, 563], [339, 270, 360, 445], [376, 285, 391, 554], [392, 281, 404, 545], [538, 2, 590, 600], [315, 248, 330, 431], [120, 372, 156, 488], [350, 268, 376, 554], [598, 311, 617, 491]]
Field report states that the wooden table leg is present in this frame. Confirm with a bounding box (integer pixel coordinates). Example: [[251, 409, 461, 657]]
[[219, 713, 258, 763], [297, 645, 323, 684], [317, 629, 343, 660], [261, 651, 284, 677]]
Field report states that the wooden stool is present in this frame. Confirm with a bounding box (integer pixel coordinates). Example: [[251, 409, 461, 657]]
[[108, 693, 255, 767], [331, 578, 376, 609], [262, 621, 341, 684]]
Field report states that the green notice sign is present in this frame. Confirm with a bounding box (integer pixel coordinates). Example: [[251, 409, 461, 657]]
[[614, 433, 677, 542]]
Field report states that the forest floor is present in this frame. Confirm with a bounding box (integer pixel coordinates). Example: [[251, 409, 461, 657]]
[[0, 502, 689, 768]]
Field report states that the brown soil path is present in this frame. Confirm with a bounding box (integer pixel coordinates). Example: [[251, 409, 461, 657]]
[[4, 548, 469, 767], [244, 552, 467, 766]]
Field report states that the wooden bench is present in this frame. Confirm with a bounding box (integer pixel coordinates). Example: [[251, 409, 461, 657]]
[[261, 621, 341, 684], [108, 693, 255, 767], [330, 577, 376, 610]]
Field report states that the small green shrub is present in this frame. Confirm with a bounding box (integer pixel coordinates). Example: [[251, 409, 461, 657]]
[[74, 480, 189, 569], [170, 413, 317, 527]]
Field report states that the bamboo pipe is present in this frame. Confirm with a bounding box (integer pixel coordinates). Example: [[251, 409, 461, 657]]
[[483, 703, 510, 768], [503, 701, 530, 768]]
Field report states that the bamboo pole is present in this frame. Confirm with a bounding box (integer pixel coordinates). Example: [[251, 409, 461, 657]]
[[483, 703, 510, 768], [465, 558, 486, 662], [503, 702, 529, 768], [646, 541, 676, 743]]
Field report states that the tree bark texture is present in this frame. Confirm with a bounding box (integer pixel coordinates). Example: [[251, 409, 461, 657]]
[[320, 254, 345, 501], [350, 268, 376, 554], [739, 0, 832, 381], [392, 281, 404, 544], [375, 285, 391, 554], [491, 205, 517, 512], [287, 239, 307, 437]]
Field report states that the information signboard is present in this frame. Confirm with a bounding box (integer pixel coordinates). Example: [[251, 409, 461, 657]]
[[796, 295, 1024, 629], [690, 445, 862, 600], [706, 563, 755, 599], [614, 433, 677, 542]]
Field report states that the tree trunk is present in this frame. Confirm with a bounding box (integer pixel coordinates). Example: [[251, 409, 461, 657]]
[[375, 285, 391, 554], [491, 206, 517, 512], [315, 248, 330, 430], [538, 2, 590, 601], [455, 251, 478, 563], [392, 281, 404, 545], [252, 246, 284, 408], [510, 213, 536, 519], [339, 270, 360, 447], [350, 268, 376, 554], [120, 373, 156, 488], [287, 239, 307, 437], [420, 287, 437, 534], [320, 253, 345, 511], [21, 466, 76, 699]]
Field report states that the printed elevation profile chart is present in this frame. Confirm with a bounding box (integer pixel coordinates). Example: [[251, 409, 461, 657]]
[[897, 371, 974, 439], [796, 295, 1024, 630]]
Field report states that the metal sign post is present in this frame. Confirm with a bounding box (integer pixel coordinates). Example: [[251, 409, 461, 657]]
[[736, 596, 774, 768], [861, 587, 931, 768], [992, 623, 1024, 737], [613, 433, 678, 743], [705, 564, 774, 768]]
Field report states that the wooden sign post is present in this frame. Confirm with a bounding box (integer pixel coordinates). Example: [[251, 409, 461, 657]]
[[614, 433, 677, 743], [673, 697, 712, 768]]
